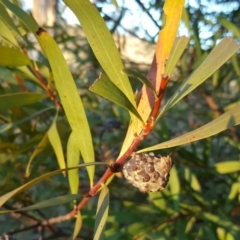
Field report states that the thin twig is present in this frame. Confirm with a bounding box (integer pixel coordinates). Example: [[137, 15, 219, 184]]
[[31, 65, 63, 110], [9, 75, 169, 230], [73, 74, 169, 213]]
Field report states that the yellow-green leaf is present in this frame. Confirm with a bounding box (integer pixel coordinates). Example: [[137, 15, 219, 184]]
[[89, 73, 144, 123], [0, 2, 22, 38], [158, 38, 240, 120], [0, 18, 19, 47], [184, 167, 201, 192], [165, 36, 190, 75], [71, 211, 82, 240], [119, 0, 185, 155], [67, 132, 80, 195], [94, 185, 109, 240], [0, 162, 108, 207], [25, 133, 49, 178], [0, 194, 80, 214], [63, 0, 135, 106], [139, 103, 240, 152], [36, 28, 95, 186], [1, 0, 38, 34], [215, 161, 240, 174], [122, 68, 156, 95], [0, 46, 30, 67], [48, 114, 66, 172], [0, 92, 46, 110], [169, 165, 180, 212]]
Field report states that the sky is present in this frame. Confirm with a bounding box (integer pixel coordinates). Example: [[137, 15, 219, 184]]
[[22, 0, 239, 41]]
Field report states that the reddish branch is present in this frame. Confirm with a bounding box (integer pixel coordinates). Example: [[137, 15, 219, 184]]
[[26, 74, 169, 229], [32, 65, 63, 110], [21, 48, 63, 110], [9, 75, 169, 233], [70, 74, 169, 216]]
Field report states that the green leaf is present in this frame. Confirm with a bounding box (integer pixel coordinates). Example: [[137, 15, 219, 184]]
[[0, 18, 19, 47], [169, 165, 180, 212], [1, 0, 38, 34], [122, 68, 157, 96], [63, 0, 139, 128], [0, 162, 108, 207], [217, 228, 235, 240], [71, 211, 82, 240], [94, 185, 109, 240], [231, 53, 240, 76], [48, 113, 66, 172], [215, 161, 240, 174], [139, 103, 240, 152], [201, 212, 239, 231], [165, 36, 189, 75], [148, 191, 175, 214], [89, 73, 144, 123], [0, 46, 31, 67], [0, 194, 80, 214], [25, 133, 49, 178], [63, 0, 134, 105], [185, 216, 197, 233], [0, 2, 21, 38], [36, 28, 95, 186], [0, 93, 47, 110], [67, 132, 80, 195], [218, 17, 240, 38], [228, 182, 240, 200], [0, 107, 54, 133], [157, 38, 240, 120], [184, 167, 201, 192]]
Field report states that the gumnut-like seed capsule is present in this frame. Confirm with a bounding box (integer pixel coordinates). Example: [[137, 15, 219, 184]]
[[122, 152, 173, 192]]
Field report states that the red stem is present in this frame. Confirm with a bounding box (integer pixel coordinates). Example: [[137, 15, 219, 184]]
[[70, 74, 169, 215], [32, 66, 63, 110]]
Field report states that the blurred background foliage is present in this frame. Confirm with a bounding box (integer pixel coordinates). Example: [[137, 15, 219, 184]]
[[0, 0, 240, 239]]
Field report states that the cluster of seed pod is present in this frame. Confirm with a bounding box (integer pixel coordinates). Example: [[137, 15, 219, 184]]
[[122, 152, 173, 192]]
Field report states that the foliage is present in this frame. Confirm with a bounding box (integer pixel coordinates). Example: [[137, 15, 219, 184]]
[[0, 0, 240, 239]]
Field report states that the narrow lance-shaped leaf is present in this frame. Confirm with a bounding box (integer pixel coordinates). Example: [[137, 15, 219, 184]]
[[1, 0, 38, 34], [0, 162, 108, 207], [25, 133, 49, 178], [139, 103, 240, 152], [0, 107, 54, 133], [215, 161, 240, 174], [94, 185, 109, 240], [36, 28, 95, 186], [165, 36, 190, 75], [89, 73, 144, 123], [201, 212, 239, 231], [218, 17, 240, 38], [63, 0, 135, 106], [120, 0, 185, 155], [0, 18, 19, 48], [67, 132, 80, 195], [63, 0, 139, 129], [0, 2, 22, 38], [157, 38, 240, 120], [71, 211, 82, 240], [0, 46, 31, 67], [122, 68, 157, 96], [184, 167, 202, 192], [48, 113, 66, 173], [0, 194, 81, 214], [169, 166, 180, 212], [0, 93, 46, 110]]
